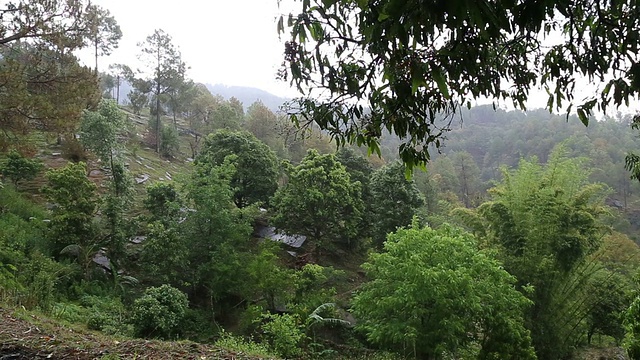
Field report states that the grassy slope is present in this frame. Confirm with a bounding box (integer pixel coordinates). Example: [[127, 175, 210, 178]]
[[0, 306, 277, 360], [0, 110, 260, 359], [3, 106, 194, 205]]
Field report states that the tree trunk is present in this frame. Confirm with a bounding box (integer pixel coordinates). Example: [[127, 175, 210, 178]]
[[460, 160, 470, 207], [155, 47, 161, 153], [94, 37, 99, 74], [116, 75, 120, 104], [155, 91, 161, 153]]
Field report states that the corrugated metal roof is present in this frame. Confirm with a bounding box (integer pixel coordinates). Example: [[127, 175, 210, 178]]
[[256, 226, 307, 248]]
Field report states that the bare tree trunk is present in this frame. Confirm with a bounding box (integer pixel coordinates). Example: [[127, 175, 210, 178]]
[[94, 39, 99, 74], [155, 89, 161, 153], [173, 111, 177, 129], [460, 160, 470, 207], [155, 47, 161, 153], [116, 75, 120, 104]]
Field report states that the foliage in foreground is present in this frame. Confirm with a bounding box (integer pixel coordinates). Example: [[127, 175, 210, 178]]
[[455, 148, 609, 358], [352, 221, 536, 360], [279, 0, 640, 169], [131, 284, 188, 339]]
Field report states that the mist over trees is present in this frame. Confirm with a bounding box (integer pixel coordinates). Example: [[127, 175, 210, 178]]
[[2, 1, 640, 359]]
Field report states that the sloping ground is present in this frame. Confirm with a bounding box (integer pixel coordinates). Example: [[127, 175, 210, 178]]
[[0, 308, 275, 360], [575, 346, 628, 360]]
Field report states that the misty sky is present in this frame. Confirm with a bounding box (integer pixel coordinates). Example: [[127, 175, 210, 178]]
[[77, 0, 298, 98], [77, 1, 631, 116]]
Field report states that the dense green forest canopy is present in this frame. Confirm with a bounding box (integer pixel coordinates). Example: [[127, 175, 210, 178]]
[[3, 1, 640, 359]]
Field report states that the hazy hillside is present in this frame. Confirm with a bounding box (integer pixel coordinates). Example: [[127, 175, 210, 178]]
[[113, 81, 289, 111], [204, 83, 289, 111]]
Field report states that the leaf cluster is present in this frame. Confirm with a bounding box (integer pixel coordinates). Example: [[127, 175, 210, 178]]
[[0, 149, 43, 186], [352, 223, 536, 359], [196, 130, 280, 208], [280, 0, 640, 169], [271, 149, 364, 253]]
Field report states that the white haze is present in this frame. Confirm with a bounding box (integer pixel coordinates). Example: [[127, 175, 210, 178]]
[[76, 1, 634, 117]]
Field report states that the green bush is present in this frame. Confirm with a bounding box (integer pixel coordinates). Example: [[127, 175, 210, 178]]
[[289, 264, 342, 317], [0, 185, 47, 221], [0, 215, 29, 299], [0, 188, 43, 302], [52, 302, 89, 323], [237, 304, 267, 335], [130, 284, 188, 339], [82, 295, 132, 336], [17, 252, 72, 311], [160, 126, 179, 158], [260, 313, 306, 358], [0, 149, 43, 186], [179, 308, 217, 342], [215, 330, 276, 359]]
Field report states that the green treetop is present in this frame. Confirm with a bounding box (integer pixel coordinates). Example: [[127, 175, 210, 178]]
[[454, 147, 608, 358], [271, 149, 364, 254], [352, 222, 536, 360], [196, 130, 280, 208], [368, 161, 424, 246]]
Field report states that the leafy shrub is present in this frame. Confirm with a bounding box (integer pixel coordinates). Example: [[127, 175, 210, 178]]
[[289, 264, 342, 317], [0, 190, 49, 304], [160, 126, 179, 158], [52, 302, 89, 323], [0, 260, 21, 303], [17, 252, 72, 311], [145, 118, 180, 158], [0, 185, 47, 221], [62, 138, 88, 162], [82, 295, 132, 336], [0, 149, 43, 186], [260, 313, 306, 358], [130, 285, 188, 339], [0, 187, 48, 264], [215, 330, 276, 359], [179, 308, 217, 342], [0, 213, 46, 257], [237, 304, 267, 335]]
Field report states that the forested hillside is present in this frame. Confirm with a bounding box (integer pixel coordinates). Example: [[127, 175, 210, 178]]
[[393, 107, 640, 238], [3, 1, 640, 360]]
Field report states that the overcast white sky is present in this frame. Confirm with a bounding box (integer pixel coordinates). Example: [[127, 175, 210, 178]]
[[77, 0, 299, 98], [75, 1, 633, 116]]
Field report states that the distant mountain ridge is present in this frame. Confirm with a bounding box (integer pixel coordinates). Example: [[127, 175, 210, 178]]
[[204, 84, 290, 111], [112, 81, 289, 112]]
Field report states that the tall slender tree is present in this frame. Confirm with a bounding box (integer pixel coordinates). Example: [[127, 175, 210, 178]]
[[136, 29, 187, 153], [451, 151, 482, 207], [84, 4, 122, 73]]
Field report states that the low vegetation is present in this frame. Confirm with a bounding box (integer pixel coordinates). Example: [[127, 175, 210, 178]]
[[2, 2, 640, 358]]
